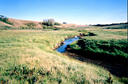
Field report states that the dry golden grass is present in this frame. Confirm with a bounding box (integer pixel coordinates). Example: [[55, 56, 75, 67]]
[[7, 18, 42, 28], [103, 29, 127, 32], [0, 28, 126, 84]]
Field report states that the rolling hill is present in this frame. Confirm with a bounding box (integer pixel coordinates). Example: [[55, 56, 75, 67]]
[[0, 15, 87, 30], [0, 15, 42, 29]]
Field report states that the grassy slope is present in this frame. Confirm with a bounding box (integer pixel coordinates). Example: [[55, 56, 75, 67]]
[[0, 26, 127, 84], [70, 28, 127, 59], [69, 28, 128, 84], [0, 17, 86, 30], [84, 28, 127, 40], [0, 17, 43, 29]]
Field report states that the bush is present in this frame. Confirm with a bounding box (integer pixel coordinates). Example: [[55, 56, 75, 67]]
[[0, 16, 13, 25]]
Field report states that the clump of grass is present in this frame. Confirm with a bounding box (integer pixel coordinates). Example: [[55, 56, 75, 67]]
[[70, 72, 89, 84], [1, 64, 51, 84], [0, 77, 9, 84], [0, 64, 92, 84], [3, 65, 37, 83]]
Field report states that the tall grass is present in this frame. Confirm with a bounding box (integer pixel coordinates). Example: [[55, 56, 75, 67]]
[[0, 29, 127, 84], [69, 39, 128, 62]]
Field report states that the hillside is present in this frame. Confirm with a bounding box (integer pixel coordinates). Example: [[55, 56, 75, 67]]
[[92, 23, 128, 29], [0, 15, 43, 29], [0, 15, 87, 30]]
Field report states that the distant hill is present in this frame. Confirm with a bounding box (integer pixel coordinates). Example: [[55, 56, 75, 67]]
[[0, 15, 43, 29], [92, 23, 128, 29], [0, 15, 87, 30]]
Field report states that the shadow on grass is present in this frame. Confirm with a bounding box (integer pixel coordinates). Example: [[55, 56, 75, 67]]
[[65, 49, 128, 78]]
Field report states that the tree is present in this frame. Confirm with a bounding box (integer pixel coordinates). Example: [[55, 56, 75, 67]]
[[43, 19, 55, 26]]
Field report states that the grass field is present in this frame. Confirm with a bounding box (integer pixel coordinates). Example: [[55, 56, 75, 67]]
[[0, 27, 127, 84]]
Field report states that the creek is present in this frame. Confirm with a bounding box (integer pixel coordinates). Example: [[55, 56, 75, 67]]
[[56, 36, 80, 53]]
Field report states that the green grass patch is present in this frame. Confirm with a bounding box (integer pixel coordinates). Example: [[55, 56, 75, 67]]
[[70, 39, 128, 62]]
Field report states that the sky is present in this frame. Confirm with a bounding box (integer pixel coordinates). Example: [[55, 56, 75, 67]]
[[0, 0, 127, 25]]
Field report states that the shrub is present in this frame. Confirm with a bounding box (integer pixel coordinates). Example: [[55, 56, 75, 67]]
[[1, 65, 51, 84], [0, 15, 13, 25]]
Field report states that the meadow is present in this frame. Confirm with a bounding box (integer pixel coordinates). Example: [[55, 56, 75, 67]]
[[0, 26, 127, 84]]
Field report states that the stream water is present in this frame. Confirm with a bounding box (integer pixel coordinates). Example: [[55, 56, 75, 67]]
[[56, 36, 80, 53]]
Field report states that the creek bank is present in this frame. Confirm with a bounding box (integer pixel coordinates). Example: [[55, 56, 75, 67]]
[[55, 33, 87, 52], [65, 39, 128, 78], [55, 32, 97, 51], [55, 32, 128, 80], [56, 36, 80, 53]]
